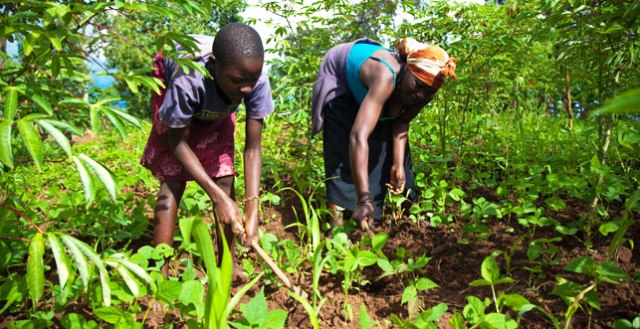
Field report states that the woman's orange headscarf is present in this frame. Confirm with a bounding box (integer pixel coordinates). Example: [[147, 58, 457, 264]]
[[397, 38, 457, 90]]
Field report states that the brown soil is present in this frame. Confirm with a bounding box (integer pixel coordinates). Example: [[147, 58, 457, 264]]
[[235, 194, 640, 329]]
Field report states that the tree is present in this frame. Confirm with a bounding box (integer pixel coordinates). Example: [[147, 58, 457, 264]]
[[0, 0, 218, 203]]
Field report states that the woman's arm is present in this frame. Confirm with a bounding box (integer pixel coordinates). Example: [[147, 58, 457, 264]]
[[168, 126, 240, 224], [388, 103, 427, 193], [243, 117, 264, 245], [349, 65, 395, 203]]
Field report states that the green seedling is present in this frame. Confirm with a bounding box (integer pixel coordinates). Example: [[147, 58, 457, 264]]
[[391, 303, 447, 329], [551, 256, 630, 329], [229, 288, 287, 329], [449, 295, 517, 329], [469, 254, 514, 313]]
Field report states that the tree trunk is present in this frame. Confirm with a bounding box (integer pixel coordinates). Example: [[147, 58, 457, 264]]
[[564, 68, 574, 130]]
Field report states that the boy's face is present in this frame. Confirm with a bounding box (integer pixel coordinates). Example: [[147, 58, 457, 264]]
[[211, 56, 263, 103]]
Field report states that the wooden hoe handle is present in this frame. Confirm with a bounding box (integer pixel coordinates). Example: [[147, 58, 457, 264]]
[[233, 216, 308, 299]]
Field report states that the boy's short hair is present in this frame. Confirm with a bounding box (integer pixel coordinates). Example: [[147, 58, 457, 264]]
[[212, 23, 264, 65]]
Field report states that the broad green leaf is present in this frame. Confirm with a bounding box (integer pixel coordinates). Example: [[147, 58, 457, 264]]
[[401, 285, 417, 305], [469, 279, 492, 287], [463, 296, 487, 323], [415, 277, 439, 291], [480, 256, 500, 283], [178, 280, 204, 315], [72, 156, 96, 205], [3, 88, 18, 121], [157, 280, 182, 304], [0, 120, 13, 168], [48, 36, 63, 50], [377, 258, 393, 274], [592, 89, 640, 116], [38, 120, 71, 156], [30, 94, 53, 115], [480, 313, 518, 329], [596, 262, 630, 283], [498, 293, 530, 312], [0, 283, 23, 314], [23, 37, 33, 56], [359, 303, 372, 329], [79, 154, 117, 201], [94, 306, 127, 324], [449, 188, 465, 201], [178, 216, 196, 249], [61, 313, 87, 329], [371, 232, 388, 251], [48, 233, 71, 289], [223, 272, 264, 321], [27, 232, 45, 302], [240, 289, 268, 324], [564, 256, 597, 274], [354, 250, 378, 268], [17, 118, 44, 169], [60, 234, 90, 288], [419, 303, 448, 323], [263, 309, 288, 329]]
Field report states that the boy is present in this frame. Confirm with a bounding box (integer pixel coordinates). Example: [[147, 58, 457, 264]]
[[141, 23, 273, 278]]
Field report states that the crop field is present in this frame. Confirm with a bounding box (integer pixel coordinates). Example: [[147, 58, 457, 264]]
[[1, 1, 639, 328]]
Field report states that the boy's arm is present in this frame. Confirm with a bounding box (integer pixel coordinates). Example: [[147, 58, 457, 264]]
[[168, 126, 240, 224], [243, 117, 264, 246]]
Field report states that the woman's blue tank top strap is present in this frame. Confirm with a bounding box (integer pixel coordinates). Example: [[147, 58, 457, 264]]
[[345, 42, 396, 104]]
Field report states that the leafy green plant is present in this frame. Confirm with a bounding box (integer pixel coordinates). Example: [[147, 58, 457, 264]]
[[390, 303, 447, 329], [469, 254, 514, 313], [551, 256, 631, 328], [324, 233, 379, 322], [229, 289, 287, 329], [449, 295, 517, 329]]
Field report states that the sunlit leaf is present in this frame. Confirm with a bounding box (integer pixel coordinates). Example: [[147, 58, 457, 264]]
[[17, 118, 44, 169], [38, 120, 71, 156], [68, 235, 112, 306], [79, 154, 117, 201], [359, 303, 372, 329], [0, 120, 13, 168], [3, 88, 18, 121], [592, 89, 640, 116], [30, 94, 53, 115], [27, 232, 45, 303], [48, 233, 71, 289], [61, 234, 90, 288], [72, 156, 95, 204]]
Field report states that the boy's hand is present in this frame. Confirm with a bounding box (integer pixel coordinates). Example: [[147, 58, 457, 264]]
[[216, 195, 242, 227], [387, 164, 406, 194], [242, 203, 259, 248]]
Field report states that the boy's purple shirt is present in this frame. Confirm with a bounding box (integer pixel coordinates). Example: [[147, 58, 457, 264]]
[[310, 38, 381, 137], [159, 35, 274, 129]]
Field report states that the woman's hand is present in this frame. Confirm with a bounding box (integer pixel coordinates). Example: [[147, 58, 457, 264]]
[[388, 163, 406, 194], [353, 200, 375, 231]]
